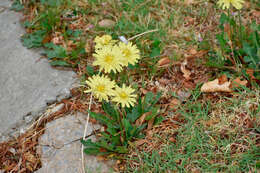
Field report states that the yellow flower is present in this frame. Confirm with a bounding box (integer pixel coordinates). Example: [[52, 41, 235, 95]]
[[93, 46, 123, 73], [112, 84, 137, 108], [85, 75, 116, 102], [217, 0, 244, 10], [118, 42, 140, 66], [94, 35, 116, 50]]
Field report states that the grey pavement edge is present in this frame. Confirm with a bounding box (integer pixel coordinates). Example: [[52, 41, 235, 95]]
[[0, 0, 76, 135]]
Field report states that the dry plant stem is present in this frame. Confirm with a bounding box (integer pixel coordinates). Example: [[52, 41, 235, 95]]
[[128, 29, 159, 41], [81, 93, 93, 173]]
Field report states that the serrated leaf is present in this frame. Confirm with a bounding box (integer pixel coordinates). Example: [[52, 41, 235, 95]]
[[21, 31, 46, 48], [89, 111, 115, 128], [102, 102, 119, 121]]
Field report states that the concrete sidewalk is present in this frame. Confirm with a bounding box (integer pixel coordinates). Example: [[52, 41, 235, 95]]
[[0, 0, 75, 136], [0, 1, 112, 172]]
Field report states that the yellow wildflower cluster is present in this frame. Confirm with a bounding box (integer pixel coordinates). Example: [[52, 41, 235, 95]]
[[217, 0, 244, 10], [85, 35, 140, 108], [93, 34, 140, 73]]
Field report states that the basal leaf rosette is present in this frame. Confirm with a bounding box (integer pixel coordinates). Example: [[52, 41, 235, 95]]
[[112, 84, 137, 108], [85, 75, 116, 102]]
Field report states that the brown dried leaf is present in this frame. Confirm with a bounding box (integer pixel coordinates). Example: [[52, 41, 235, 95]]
[[169, 98, 180, 109], [147, 117, 155, 130], [180, 59, 191, 80], [135, 139, 147, 146], [252, 10, 260, 18], [231, 77, 247, 88], [157, 57, 170, 67], [201, 79, 232, 92], [246, 69, 256, 80], [218, 74, 228, 85], [135, 112, 151, 126], [189, 48, 197, 55], [169, 137, 176, 143], [140, 88, 148, 95], [98, 19, 115, 28]]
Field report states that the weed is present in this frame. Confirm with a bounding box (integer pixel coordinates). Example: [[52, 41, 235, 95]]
[[82, 91, 161, 155]]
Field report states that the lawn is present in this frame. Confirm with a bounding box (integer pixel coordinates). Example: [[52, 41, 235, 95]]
[[5, 0, 260, 172]]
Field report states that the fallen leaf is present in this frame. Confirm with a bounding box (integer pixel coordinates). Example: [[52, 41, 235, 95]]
[[98, 19, 115, 28], [252, 10, 260, 18], [180, 59, 191, 80], [157, 57, 170, 67], [135, 139, 147, 146], [147, 117, 155, 130], [231, 77, 247, 88], [135, 112, 151, 126], [183, 81, 195, 89], [246, 69, 256, 80], [84, 39, 93, 53], [201, 79, 232, 92], [169, 137, 176, 143], [189, 48, 197, 55], [169, 98, 180, 109], [218, 74, 228, 85], [140, 88, 148, 95]]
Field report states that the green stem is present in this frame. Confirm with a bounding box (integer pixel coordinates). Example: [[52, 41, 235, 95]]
[[238, 10, 242, 44]]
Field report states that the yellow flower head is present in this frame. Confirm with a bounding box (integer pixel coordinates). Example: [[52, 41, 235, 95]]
[[93, 45, 123, 73], [85, 75, 116, 102], [217, 0, 244, 10], [94, 35, 116, 50], [112, 84, 137, 108], [118, 42, 140, 66]]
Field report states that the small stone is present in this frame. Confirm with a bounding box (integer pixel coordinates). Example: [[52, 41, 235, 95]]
[[24, 115, 34, 123], [98, 19, 115, 28], [49, 103, 64, 115]]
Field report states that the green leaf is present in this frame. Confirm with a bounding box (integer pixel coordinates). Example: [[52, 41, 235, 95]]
[[122, 118, 133, 141], [11, 1, 24, 11], [219, 13, 228, 25], [21, 31, 46, 48], [50, 60, 70, 67], [150, 40, 161, 58], [89, 111, 115, 128], [102, 102, 119, 121], [86, 65, 94, 76], [126, 98, 143, 123], [145, 107, 158, 121], [144, 92, 154, 105], [45, 45, 67, 59], [114, 146, 128, 154]]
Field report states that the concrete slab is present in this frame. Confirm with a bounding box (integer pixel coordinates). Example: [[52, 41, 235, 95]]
[[0, 0, 11, 8], [36, 113, 114, 173], [0, 1, 76, 134]]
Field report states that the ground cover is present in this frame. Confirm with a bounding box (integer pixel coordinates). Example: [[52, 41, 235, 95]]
[[1, 0, 259, 172]]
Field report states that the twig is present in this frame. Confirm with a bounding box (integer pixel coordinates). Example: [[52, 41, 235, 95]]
[[81, 93, 93, 173], [127, 29, 159, 41]]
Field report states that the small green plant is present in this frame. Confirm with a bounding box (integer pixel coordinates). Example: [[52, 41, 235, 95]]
[[21, 30, 46, 48], [11, 0, 24, 12], [207, 1, 260, 80], [81, 35, 162, 156], [81, 91, 161, 155]]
